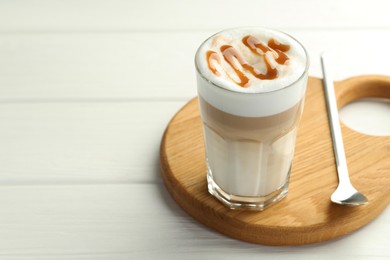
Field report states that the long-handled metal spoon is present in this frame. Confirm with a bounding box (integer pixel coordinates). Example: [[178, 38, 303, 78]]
[[321, 53, 368, 206]]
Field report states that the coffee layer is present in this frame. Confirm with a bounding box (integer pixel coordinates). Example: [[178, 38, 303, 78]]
[[199, 96, 303, 141]]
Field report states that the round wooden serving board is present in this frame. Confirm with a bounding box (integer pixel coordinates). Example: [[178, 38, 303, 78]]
[[160, 75, 390, 246]]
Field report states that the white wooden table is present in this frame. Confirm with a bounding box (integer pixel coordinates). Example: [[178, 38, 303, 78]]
[[0, 1, 389, 259]]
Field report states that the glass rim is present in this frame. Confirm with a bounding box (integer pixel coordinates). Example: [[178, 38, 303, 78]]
[[194, 26, 310, 95]]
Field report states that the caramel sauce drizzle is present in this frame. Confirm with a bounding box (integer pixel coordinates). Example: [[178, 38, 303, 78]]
[[206, 35, 290, 87], [220, 45, 249, 87], [206, 50, 221, 76], [267, 38, 290, 65]]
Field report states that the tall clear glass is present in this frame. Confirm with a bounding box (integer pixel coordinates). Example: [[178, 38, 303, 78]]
[[195, 27, 309, 210]]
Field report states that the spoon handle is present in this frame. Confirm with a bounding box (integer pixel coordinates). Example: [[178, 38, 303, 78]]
[[321, 53, 351, 186]]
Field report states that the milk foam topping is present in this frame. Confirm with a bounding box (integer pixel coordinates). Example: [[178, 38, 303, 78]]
[[196, 27, 309, 117]]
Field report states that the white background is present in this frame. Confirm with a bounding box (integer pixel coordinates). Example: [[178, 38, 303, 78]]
[[0, 0, 389, 259]]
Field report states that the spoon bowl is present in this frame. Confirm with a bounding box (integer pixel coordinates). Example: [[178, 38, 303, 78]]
[[331, 182, 368, 206]]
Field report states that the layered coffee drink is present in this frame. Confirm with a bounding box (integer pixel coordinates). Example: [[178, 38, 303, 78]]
[[195, 28, 309, 210]]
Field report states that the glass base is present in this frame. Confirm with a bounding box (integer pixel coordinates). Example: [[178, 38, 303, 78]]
[[207, 171, 289, 211]]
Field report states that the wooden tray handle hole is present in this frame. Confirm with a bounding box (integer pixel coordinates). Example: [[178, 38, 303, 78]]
[[336, 75, 390, 136]]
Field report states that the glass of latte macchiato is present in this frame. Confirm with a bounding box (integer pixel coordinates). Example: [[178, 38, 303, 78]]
[[195, 27, 309, 210]]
